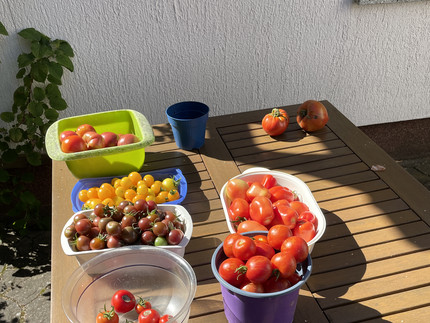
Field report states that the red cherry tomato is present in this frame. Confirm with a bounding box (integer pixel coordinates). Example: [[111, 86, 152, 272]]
[[298, 211, 318, 229], [240, 280, 265, 293], [225, 178, 249, 201], [253, 234, 268, 243], [293, 220, 316, 243], [272, 201, 298, 230], [111, 289, 136, 314], [96, 306, 119, 323], [223, 233, 242, 258], [289, 201, 309, 216], [218, 257, 246, 287], [262, 108, 289, 136], [288, 272, 303, 286], [263, 276, 291, 293], [246, 182, 271, 202], [269, 186, 295, 203], [135, 297, 151, 314], [280, 236, 309, 263], [296, 100, 329, 132], [138, 308, 161, 323], [232, 235, 257, 261], [245, 255, 273, 284], [236, 220, 268, 234], [61, 135, 87, 153], [249, 196, 274, 226], [160, 314, 176, 323], [228, 198, 250, 223], [267, 224, 293, 250], [254, 241, 276, 259], [261, 174, 277, 189], [271, 251, 297, 279]]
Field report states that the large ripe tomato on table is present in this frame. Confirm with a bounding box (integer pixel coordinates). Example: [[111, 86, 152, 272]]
[[296, 100, 329, 132], [262, 108, 289, 136]]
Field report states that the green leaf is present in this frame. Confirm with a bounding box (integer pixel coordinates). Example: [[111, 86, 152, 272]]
[[1, 111, 15, 122], [45, 83, 61, 98], [2, 149, 18, 163], [31, 41, 41, 58], [45, 108, 59, 121], [30, 60, 49, 82], [16, 68, 26, 79], [28, 101, 44, 117], [9, 128, 24, 142], [18, 28, 43, 41], [33, 87, 45, 101], [47, 74, 62, 85], [56, 53, 74, 72], [20, 190, 38, 205], [26, 151, 42, 166], [0, 168, 10, 183], [48, 61, 63, 79], [0, 189, 13, 205], [0, 141, 9, 150], [0, 22, 8, 35], [49, 96, 67, 110], [33, 116, 44, 126], [59, 41, 74, 57], [17, 53, 35, 68], [23, 75, 32, 88]]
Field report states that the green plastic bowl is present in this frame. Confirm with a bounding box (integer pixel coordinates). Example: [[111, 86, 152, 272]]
[[45, 109, 155, 179]]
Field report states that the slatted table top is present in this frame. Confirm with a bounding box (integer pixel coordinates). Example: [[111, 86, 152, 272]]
[[51, 101, 430, 322]]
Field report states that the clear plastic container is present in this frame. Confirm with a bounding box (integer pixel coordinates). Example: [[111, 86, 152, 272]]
[[62, 246, 197, 323]]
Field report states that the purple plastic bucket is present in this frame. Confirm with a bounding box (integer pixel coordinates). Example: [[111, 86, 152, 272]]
[[211, 231, 312, 323]]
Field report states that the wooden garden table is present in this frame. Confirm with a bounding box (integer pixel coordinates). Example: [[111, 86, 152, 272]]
[[51, 101, 430, 322]]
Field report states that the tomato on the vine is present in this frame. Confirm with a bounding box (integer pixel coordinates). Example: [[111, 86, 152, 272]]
[[111, 289, 136, 314], [96, 305, 119, 323], [296, 100, 329, 132], [135, 297, 151, 314], [262, 108, 289, 136]]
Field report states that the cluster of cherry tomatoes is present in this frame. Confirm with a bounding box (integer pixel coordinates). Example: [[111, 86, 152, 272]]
[[64, 199, 185, 251], [261, 100, 329, 136], [60, 123, 140, 153], [78, 171, 181, 209], [96, 289, 175, 323], [225, 174, 318, 243], [218, 229, 309, 293]]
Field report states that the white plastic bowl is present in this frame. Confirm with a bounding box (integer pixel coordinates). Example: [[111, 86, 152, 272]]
[[62, 246, 197, 323], [220, 167, 326, 253], [61, 204, 193, 264]]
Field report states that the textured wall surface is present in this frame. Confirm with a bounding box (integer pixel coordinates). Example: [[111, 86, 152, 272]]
[[1, 0, 429, 126]]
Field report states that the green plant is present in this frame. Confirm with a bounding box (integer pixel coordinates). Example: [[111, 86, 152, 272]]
[[0, 23, 74, 234]]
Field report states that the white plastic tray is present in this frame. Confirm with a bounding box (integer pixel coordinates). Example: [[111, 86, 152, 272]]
[[61, 204, 193, 264], [220, 167, 326, 253]]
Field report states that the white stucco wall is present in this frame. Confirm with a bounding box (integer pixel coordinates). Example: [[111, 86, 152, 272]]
[[1, 0, 429, 127]]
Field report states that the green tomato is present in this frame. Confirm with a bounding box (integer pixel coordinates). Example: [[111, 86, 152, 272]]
[[154, 236, 168, 246]]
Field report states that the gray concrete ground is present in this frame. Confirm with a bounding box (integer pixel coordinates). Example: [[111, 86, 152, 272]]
[[0, 156, 429, 323]]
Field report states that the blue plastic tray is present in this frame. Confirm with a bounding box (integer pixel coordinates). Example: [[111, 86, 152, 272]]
[[71, 168, 187, 212]]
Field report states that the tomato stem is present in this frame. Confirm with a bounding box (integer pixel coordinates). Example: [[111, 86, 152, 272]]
[[271, 108, 286, 119]]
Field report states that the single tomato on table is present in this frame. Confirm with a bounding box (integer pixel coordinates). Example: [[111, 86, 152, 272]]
[[262, 108, 289, 136], [296, 100, 329, 132]]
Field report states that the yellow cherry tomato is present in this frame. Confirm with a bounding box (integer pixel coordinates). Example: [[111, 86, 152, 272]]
[[120, 177, 133, 190], [111, 177, 120, 186], [98, 184, 115, 200], [115, 186, 126, 198], [78, 189, 89, 203], [88, 198, 102, 209], [87, 187, 100, 199], [102, 198, 115, 207], [136, 184, 148, 196], [133, 194, 147, 203], [143, 174, 155, 187], [167, 189, 180, 201], [128, 171, 142, 186], [113, 178, 122, 188], [124, 188, 137, 201], [161, 177, 178, 191], [145, 195, 156, 202], [151, 181, 162, 195], [155, 191, 169, 204], [113, 196, 124, 206], [136, 180, 147, 187]]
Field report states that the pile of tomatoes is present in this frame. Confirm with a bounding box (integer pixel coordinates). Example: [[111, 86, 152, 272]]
[[218, 229, 309, 293], [78, 171, 181, 209], [96, 289, 175, 323], [64, 199, 186, 251], [60, 123, 140, 153], [225, 174, 318, 243]]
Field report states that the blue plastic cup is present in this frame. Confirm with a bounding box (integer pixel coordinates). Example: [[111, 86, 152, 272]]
[[166, 101, 209, 150]]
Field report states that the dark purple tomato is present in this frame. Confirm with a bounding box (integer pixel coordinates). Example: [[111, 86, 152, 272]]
[[98, 217, 113, 232], [146, 212, 160, 223], [90, 236, 106, 250], [106, 220, 121, 236], [164, 211, 176, 222], [134, 199, 148, 213], [121, 214, 137, 229], [152, 222, 168, 237], [94, 203, 106, 217], [141, 231, 155, 245], [121, 226, 138, 244], [64, 224, 76, 239], [88, 226, 101, 239], [107, 235, 124, 248], [123, 205, 137, 216], [146, 200, 157, 212], [138, 217, 151, 231], [167, 229, 184, 245], [76, 235, 91, 251], [73, 213, 87, 224], [75, 218, 92, 235]]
